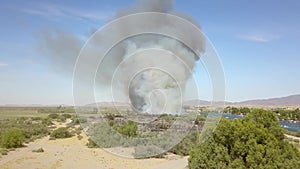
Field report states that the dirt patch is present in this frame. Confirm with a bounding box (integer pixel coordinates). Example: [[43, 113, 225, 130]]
[[0, 132, 187, 169]]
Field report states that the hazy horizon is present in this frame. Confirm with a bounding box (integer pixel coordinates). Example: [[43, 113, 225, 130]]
[[1, 93, 299, 107], [1, 0, 300, 105]]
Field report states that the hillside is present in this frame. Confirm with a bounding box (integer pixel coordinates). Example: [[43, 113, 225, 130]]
[[184, 94, 300, 107]]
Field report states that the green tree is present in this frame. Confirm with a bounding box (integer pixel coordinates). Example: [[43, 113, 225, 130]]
[[240, 107, 250, 115], [189, 109, 300, 169], [189, 137, 230, 169], [245, 109, 284, 140], [1, 129, 25, 149], [170, 131, 198, 156], [224, 106, 240, 115], [232, 107, 240, 115]]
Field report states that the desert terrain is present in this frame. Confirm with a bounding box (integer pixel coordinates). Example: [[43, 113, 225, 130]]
[[0, 120, 188, 169]]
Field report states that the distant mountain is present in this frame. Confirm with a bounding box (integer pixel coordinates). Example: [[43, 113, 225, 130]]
[[84, 94, 300, 108], [184, 94, 300, 107], [183, 100, 211, 106], [235, 94, 300, 107]]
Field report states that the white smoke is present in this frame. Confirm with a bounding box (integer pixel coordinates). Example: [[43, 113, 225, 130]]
[[109, 34, 200, 114], [38, 0, 205, 113]]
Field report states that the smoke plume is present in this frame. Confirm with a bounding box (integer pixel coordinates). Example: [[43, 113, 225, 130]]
[[39, 0, 205, 114]]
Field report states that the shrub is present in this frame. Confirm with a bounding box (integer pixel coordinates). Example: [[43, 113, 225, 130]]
[[77, 135, 83, 140], [42, 118, 53, 126], [32, 147, 44, 153], [87, 122, 124, 148], [73, 118, 80, 125], [0, 129, 24, 149], [86, 138, 99, 148], [74, 127, 82, 135], [48, 113, 59, 119], [49, 137, 56, 140], [57, 115, 66, 122], [170, 131, 198, 156], [1, 149, 8, 155], [50, 127, 72, 139], [115, 121, 138, 137], [0, 118, 50, 145], [61, 114, 72, 119]]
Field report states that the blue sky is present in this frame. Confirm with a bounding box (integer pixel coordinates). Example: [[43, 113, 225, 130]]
[[0, 0, 300, 105]]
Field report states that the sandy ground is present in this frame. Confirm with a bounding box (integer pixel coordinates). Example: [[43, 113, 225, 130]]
[[0, 132, 188, 169], [285, 134, 300, 141]]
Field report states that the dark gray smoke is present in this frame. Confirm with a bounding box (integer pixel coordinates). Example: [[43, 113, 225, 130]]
[[116, 0, 174, 16], [39, 0, 205, 113], [37, 29, 82, 74]]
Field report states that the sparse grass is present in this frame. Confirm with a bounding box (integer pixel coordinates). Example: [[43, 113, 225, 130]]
[[0, 107, 48, 119], [0, 107, 75, 119]]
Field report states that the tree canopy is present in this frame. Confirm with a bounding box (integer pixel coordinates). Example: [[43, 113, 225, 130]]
[[189, 109, 300, 169]]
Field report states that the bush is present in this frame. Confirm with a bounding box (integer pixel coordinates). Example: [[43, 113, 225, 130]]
[[73, 118, 80, 125], [42, 118, 53, 126], [1, 149, 8, 155], [0, 129, 24, 149], [0, 118, 50, 144], [57, 115, 66, 122], [87, 122, 124, 148], [50, 127, 72, 139], [61, 114, 72, 119], [170, 131, 198, 156], [77, 135, 83, 140], [74, 127, 82, 135], [49, 137, 56, 140], [32, 147, 44, 153], [86, 138, 99, 148], [48, 113, 59, 119], [115, 121, 138, 137]]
